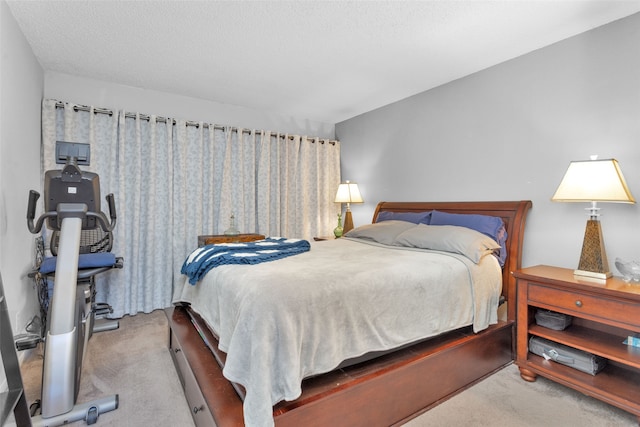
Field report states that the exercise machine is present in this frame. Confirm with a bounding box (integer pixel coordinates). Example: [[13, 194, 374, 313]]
[[25, 141, 121, 426]]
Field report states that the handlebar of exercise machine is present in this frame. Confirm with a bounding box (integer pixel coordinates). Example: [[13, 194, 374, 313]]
[[27, 190, 117, 235]]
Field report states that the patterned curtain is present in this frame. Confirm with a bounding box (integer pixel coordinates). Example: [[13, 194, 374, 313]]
[[41, 99, 341, 317], [111, 113, 175, 315]]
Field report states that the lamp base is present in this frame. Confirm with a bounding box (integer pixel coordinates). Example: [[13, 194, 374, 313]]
[[573, 269, 612, 280], [343, 210, 355, 234], [575, 219, 611, 280]]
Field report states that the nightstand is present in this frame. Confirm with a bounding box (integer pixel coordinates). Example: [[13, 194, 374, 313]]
[[197, 233, 265, 247], [514, 265, 640, 421]]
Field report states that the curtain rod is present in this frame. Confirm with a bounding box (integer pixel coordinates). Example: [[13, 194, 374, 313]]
[[54, 101, 337, 145]]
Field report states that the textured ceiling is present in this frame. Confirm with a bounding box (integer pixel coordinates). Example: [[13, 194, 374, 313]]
[[7, 1, 640, 124]]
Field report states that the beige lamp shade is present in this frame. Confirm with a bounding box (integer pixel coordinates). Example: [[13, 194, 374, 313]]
[[551, 158, 635, 203], [334, 181, 364, 205]]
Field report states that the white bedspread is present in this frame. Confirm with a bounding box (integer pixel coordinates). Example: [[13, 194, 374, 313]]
[[173, 237, 502, 427]]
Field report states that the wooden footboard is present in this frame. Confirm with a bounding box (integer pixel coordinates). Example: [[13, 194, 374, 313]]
[[166, 305, 513, 427]]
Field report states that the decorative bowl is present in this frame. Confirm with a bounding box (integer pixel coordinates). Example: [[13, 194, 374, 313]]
[[614, 258, 640, 282]]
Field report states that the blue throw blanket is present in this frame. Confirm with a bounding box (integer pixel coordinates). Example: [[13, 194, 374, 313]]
[[181, 237, 310, 285]]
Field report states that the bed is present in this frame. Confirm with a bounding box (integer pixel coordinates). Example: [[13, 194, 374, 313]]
[[166, 200, 532, 427]]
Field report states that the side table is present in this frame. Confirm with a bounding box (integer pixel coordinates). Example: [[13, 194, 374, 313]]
[[514, 265, 640, 422], [197, 233, 265, 247]]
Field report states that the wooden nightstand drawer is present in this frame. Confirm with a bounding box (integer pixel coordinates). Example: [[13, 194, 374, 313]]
[[528, 283, 640, 330]]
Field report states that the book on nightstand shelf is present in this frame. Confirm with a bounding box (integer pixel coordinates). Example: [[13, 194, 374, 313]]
[[623, 334, 640, 347]]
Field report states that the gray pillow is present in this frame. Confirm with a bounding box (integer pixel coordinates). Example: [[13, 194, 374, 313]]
[[345, 220, 418, 246], [393, 224, 501, 263]]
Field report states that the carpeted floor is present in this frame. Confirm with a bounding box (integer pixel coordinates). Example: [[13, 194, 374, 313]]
[[405, 364, 637, 427], [19, 311, 638, 426]]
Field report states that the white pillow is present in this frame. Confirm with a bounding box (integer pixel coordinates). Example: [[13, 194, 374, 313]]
[[393, 224, 501, 263]]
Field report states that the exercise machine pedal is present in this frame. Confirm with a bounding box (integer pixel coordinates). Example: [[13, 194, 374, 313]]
[[14, 333, 41, 351]]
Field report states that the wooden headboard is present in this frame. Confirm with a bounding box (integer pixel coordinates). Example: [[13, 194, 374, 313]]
[[372, 200, 532, 321]]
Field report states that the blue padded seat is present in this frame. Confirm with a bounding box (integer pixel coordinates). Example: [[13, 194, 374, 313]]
[[39, 252, 117, 275]]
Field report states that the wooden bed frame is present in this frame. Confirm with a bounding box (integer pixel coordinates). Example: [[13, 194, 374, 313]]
[[166, 200, 532, 426]]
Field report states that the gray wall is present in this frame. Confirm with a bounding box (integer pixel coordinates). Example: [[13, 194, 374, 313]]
[[336, 13, 640, 270], [0, 0, 43, 336]]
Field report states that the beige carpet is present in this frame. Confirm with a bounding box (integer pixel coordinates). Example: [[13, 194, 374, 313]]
[[19, 311, 637, 426], [406, 364, 637, 427]]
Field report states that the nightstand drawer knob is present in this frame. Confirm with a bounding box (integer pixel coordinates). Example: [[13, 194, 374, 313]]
[[575, 300, 583, 307]]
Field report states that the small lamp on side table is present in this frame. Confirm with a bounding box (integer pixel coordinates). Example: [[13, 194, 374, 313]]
[[551, 156, 635, 280], [335, 181, 364, 234]]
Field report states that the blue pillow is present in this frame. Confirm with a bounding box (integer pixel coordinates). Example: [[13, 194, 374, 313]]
[[376, 210, 432, 225], [429, 210, 507, 266]]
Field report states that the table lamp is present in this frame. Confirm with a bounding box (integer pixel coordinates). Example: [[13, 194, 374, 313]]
[[335, 181, 363, 234], [551, 157, 635, 279]]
